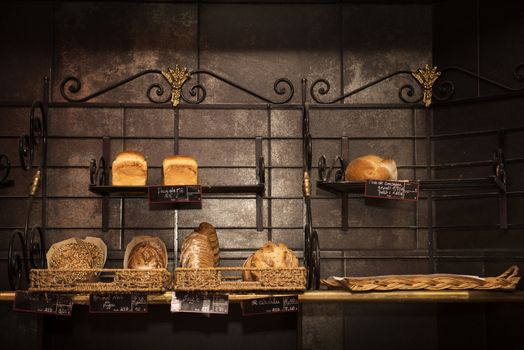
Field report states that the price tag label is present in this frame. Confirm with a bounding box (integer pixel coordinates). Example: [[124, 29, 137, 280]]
[[13, 291, 73, 316], [364, 180, 419, 201], [148, 185, 202, 204], [240, 296, 300, 316], [89, 293, 148, 313], [170, 292, 229, 314]]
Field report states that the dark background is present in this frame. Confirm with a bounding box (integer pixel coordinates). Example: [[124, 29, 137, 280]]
[[0, 0, 523, 349]]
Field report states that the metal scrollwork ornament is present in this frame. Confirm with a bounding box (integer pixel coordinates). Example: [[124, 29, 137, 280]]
[[412, 64, 441, 107]]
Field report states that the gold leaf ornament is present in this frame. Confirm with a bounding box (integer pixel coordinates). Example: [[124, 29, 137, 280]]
[[162, 65, 190, 107], [412, 64, 441, 107]]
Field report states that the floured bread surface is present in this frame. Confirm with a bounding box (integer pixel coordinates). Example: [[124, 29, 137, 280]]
[[242, 241, 299, 281], [112, 151, 148, 186], [162, 155, 198, 185], [124, 236, 167, 270], [345, 154, 397, 181]]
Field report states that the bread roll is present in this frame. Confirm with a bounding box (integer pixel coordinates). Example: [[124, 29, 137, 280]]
[[180, 232, 215, 268], [242, 241, 299, 281], [344, 155, 397, 181], [112, 151, 147, 186], [162, 155, 198, 186], [196, 222, 219, 266], [124, 236, 167, 270]]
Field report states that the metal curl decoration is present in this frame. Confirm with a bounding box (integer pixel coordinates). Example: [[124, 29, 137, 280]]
[[29, 225, 46, 269], [19, 101, 46, 171], [433, 81, 456, 101], [514, 63, 524, 82], [181, 70, 294, 104], [310, 70, 421, 104], [181, 82, 206, 104], [146, 83, 171, 104], [398, 84, 423, 104], [310, 79, 331, 103], [0, 154, 11, 183], [8, 230, 28, 290], [89, 157, 107, 186], [60, 69, 165, 103], [436, 66, 524, 100]]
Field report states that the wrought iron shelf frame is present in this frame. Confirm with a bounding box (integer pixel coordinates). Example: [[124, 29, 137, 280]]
[[6, 61, 523, 291], [6, 77, 49, 291]]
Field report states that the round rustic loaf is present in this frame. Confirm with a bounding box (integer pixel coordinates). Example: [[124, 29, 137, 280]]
[[242, 241, 299, 281], [344, 155, 397, 181]]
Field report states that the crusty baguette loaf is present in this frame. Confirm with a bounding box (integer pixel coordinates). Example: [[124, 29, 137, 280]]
[[242, 241, 299, 281], [162, 155, 198, 185], [112, 151, 148, 186], [344, 155, 397, 181]]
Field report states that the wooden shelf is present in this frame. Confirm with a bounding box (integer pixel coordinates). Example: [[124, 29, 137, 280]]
[[3, 290, 524, 304]]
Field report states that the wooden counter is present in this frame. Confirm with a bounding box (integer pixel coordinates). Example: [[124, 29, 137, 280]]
[[2, 290, 524, 304]]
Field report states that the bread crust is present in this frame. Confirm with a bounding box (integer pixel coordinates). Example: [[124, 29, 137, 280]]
[[162, 155, 198, 185], [344, 155, 397, 181], [242, 241, 299, 281], [112, 151, 148, 185]]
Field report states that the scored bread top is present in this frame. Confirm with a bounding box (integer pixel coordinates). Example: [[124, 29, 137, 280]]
[[163, 155, 198, 168], [112, 151, 147, 171]]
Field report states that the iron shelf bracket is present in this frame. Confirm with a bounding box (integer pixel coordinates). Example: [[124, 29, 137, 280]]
[[8, 81, 49, 290]]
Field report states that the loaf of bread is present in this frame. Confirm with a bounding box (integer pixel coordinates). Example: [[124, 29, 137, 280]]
[[112, 151, 148, 186], [124, 236, 167, 270], [196, 222, 219, 266], [47, 237, 106, 270], [162, 155, 198, 186], [344, 155, 397, 181], [242, 241, 299, 281], [180, 232, 215, 268]]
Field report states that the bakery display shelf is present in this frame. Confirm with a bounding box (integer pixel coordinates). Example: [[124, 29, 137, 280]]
[[317, 176, 504, 196], [3, 290, 524, 304], [88, 184, 265, 196]]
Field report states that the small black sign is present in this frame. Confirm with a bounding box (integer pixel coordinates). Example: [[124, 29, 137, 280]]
[[240, 296, 300, 316], [89, 293, 148, 313], [148, 185, 202, 203], [170, 292, 229, 314], [13, 291, 73, 316], [364, 180, 419, 201]]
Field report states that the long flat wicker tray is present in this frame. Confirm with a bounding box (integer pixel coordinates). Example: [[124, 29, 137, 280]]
[[174, 267, 307, 291], [29, 268, 171, 293], [321, 266, 520, 292]]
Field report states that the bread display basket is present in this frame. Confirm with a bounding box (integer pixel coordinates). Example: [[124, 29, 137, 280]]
[[173, 266, 306, 292], [29, 236, 171, 293]]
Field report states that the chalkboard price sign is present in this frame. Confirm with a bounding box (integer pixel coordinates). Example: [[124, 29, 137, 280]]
[[365, 180, 419, 201], [148, 185, 202, 208], [240, 296, 300, 316], [170, 292, 229, 314], [89, 293, 148, 313], [13, 291, 73, 316]]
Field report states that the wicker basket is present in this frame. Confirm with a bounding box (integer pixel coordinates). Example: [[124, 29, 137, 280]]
[[321, 265, 520, 292], [174, 267, 306, 291], [29, 268, 171, 293]]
